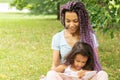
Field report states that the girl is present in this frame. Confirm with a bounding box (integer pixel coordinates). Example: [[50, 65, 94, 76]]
[[42, 42, 108, 80]]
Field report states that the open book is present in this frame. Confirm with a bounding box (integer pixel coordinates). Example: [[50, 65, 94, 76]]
[[82, 71, 97, 80], [60, 73, 79, 80], [62, 73, 78, 77], [61, 71, 97, 80]]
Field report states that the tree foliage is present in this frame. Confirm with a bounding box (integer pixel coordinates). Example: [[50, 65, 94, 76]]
[[11, 0, 120, 35]]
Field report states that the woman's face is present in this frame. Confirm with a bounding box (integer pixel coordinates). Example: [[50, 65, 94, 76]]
[[73, 54, 88, 70], [65, 11, 79, 34]]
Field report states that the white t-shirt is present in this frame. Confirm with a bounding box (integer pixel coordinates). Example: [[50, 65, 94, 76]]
[[64, 65, 80, 77]]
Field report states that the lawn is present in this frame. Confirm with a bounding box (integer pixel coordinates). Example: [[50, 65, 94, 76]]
[[0, 0, 13, 3], [0, 13, 119, 80]]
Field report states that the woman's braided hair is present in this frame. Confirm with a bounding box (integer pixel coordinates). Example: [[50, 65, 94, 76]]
[[60, 1, 102, 71]]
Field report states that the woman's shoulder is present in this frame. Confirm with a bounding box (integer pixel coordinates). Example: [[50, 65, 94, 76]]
[[51, 30, 64, 50], [53, 30, 64, 37], [52, 30, 64, 41]]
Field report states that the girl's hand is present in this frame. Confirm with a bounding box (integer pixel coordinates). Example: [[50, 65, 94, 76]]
[[77, 70, 87, 78], [59, 73, 73, 80]]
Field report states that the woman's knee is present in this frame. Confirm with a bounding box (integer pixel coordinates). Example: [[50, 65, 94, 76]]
[[98, 71, 108, 76], [46, 70, 57, 77], [97, 71, 108, 79]]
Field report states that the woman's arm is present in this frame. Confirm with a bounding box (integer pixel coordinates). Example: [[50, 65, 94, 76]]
[[54, 64, 67, 73], [51, 50, 60, 69], [92, 33, 99, 57], [94, 47, 100, 58]]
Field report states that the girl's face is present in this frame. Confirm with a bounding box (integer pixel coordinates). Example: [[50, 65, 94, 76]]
[[65, 12, 79, 34], [73, 54, 88, 70]]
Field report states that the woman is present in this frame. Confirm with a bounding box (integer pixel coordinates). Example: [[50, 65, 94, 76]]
[[51, 1, 102, 71]]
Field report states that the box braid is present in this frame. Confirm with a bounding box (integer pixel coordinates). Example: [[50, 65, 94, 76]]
[[60, 1, 102, 71]]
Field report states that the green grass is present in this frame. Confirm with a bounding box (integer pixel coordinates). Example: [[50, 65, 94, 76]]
[[0, 13, 119, 80], [97, 29, 120, 79], [0, 13, 57, 20], [0, 0, 13, 3]]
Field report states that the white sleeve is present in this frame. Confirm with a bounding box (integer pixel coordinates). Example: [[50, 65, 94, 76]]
[[92, 34, 99, 48], [51, 33, 60, 50]]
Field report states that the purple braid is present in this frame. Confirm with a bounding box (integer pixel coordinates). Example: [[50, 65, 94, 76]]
[[60, 1, 102, 71]]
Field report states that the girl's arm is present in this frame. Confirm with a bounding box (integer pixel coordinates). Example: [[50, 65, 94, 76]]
[[54, 64, 67, 73], [51, 50, 60, 69]]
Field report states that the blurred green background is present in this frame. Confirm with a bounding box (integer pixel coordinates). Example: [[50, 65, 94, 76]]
[[0, 0, 119, 80]]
